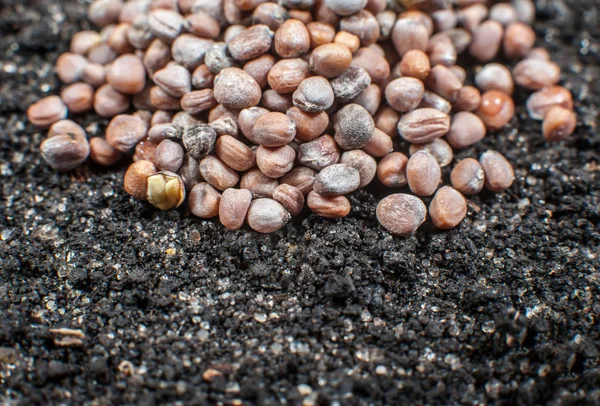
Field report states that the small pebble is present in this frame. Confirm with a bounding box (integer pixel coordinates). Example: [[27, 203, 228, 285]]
[[542, 106, 577, 143], [307, 191, 351, 219], [377, 152, 408, 188], [147, 171, 186, 210], [124, 159, 157, 200], [376, 193, 426, 236], [479, 150, 515, 193], [429, 186, 467, 230], [247, 198, 291, 233], [219, 188, 253, 230], [27, 96, 68, 129], [313, 163, 360, 195], [406, 150, 441, 197], [450, 158, 485, 196], [106, 114, 148, 152], [189, 182, 221, 218]]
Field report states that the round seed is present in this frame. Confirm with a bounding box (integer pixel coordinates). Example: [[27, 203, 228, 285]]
[[385, 77, 424, 113], [182, 124, 217, 160], [330, 65, 371, 104], [374, 107, 399, 138], [148, 9, 183, 44], [397, 108, 450, 144], [287, 107, 329, 142], [252, 112, 296, 147], [333, 104, 374, 150], [268, 58, 311, 93], [542, 106, 577, 143], [309, 43, 352, 78], [351, 47, 390, 84], [106, 54, 146, 95], [512, 59, 561, 90], [450, 158, 485, 196], [426, 64, 462, 102], [280, 166, 316, 195], [82, 63, 107, 88], [106, 114, 148, 152], [419, 90, 452, 114], [324, 0, 367, 16], [88, 0, 123, 27], [153, 63, 192, 98], [489, 3, 518, 26], [215, 135, 256, 172], [147, 171, 186, 210], [307, 191, 351, 219], [445, 111, 487, 149], [154, 139, 184, 172], [27, 96, 68, 129], [392, 19, 429, 57], [124, 160, 157, 200], [475, 63, 514, 95], [148, 123, 183, 143], [247, 198, 291, 233], [88, 43, 118, 65], [274, 19, 310, 58], [219, 188, 253, 230], [376, 193, 426, 237], [143, 39, 171, 77], [48, 119, 86, 139], [376, 152, 408, 188], [238, 107, 269, 143], [228, 24, 274, 61], [189, 182, 221, 218], [453, 86, 481, 112], [406, 150, 441, 197], [306, 21, 336, 49], [293, 76, 335, 112], [133, 139, 158, 163], [56, 53, 88, 85], [240, 168, 279, 198], [362, 128, 393, 158], [59, 83, 93, 114], [334, 31, 361, 53], [89, 137, 122, 166], [273, 184, 305, 216], [339, 10, 380, 46], [107, 22, 134, 54], [313, 164, 360, 195], [199, 156, 239, 191], [429, 186, 467, 230], [427, 33, 457, 67], [262, 90, 294, 113], [503, 22, 535, 59], [399, 49, 431, 81], [243, 54, 276, 88], [171, 34, 213, 70], [205, 42, 238, 74], [94, 84, 130, 117], [256, 145, 296, 178], [526, 86, 574, 121], [40, 132, 90, 172], [479, 150, 515, 193], [213, 67, 262, 109], [353, 83, 381, 116], [469, 20, 503, 62], [409, 138, 453, 168], [297, 134, 340, 171], [181, 89, 217, 115], [70, 30, 102, 55], [476, 90, 515, 131], [252, 3, 288, 30], [184, 13, 221, 39], [339, 150, 377, 188]]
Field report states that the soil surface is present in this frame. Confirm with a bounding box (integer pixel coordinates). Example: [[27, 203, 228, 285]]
[[1, 1, 599, 405]]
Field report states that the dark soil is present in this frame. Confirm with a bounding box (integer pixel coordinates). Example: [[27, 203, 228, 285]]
[[1, 1, 599, 405]]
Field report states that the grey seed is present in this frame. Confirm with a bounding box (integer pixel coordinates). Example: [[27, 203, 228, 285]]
[[205, 42, 237, 74], [171, 34, 213, 70], [340, 150, 377, 188], [153, 64, 192, 98], [479, 150, 515, 193], [406, 150, 442, 197], [450, 158, 485, 196], [213, 67, 262, 109], [40, 133, 90, 172], [325, 0, 367, 16], [127, 15, 154, 49], [293, 76, 334, 113], [397, 108, 450, 144], [385, 77, 424, 113], [247, 198, 291, 233], [333, 103, 375, 150], [297, 135, 340, 171], [376, 193, 427, 237], [219, 188, 252, 231], [148, 123, 183, 143], [172, 112, 204, 128], [272, 184, 305, 216], [189, 182, 221, 218], [330, 65, 371, 103], [182, 124, 217, 160], [154, 139, 184, 173], [409, 138, 453, 168], [210, 116, 238, 137], [178, 154, 202, 191], [148, 9, 183, 44], [313, 164, 360, 196]]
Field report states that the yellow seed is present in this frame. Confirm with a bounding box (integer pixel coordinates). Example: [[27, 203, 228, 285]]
[[147, 172, 186, 210]]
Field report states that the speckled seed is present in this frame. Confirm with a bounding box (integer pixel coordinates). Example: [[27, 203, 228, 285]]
[[273, 184, 305, 216], [89, 137, 122, 166], [503, 22, 535, 59], [181, 89, 217, 115], [297, 134, 340, 171], [476, 91, 515, 131], [385, 77, 424, 113], [243, 54, 276, 88], [392, 19, 429, 57], [429, 186, 467, 230], [526, 86, 574, 121], [307, 191, 351, 219], [407, 150, 441, 197], [256, 145, 296, 178], [154, 139, 184, 172], [124, 160, 156, 200], [58, 83, 93, 114], [542, 106, 577, 143], [27, 96, 68, 129], [56, 52, 88, 84], [94, 84, 130, 117], [228, 24, 274, 61], [362, 128, 393, 158], [189, 182, 221, 218], [280, 166, 316, 195], [313, 164, 360, 196], [453, 86, 481, 112], [399, 49, 430, 82], [376, 152, 408, 188], [479, 150, 515, 193], [247, 198, 291, 233], [334, 104, 374, 150], [292, 76, 334, 112], [409, 138, 453, 168], [147, 171, 186, 210], [213, 68, 262, 109], [252, 112, 296, 147], [339, 150, 376, 188], [182, 124, 217, 160], [148, 9, 183, 43], [199, 156, 239, 191], [40, 132, 90, 172], [274, 19, 310, 58], [309, 43, 353, 78], [204, 42, 238, 74], [475, 63, 514, 95], [376, 193, 427, 237], [219, 188, 253, 230], [450, 158, 485, 195], [325, 0, 367, 16], [171, 34, 214, 70], [287, 107, 329, 142], [262, 90, 294, 113], [268, 58, 311, 93], [512, 59, 561, 90], [330, 65, 371, 103], [397, 108, 450, 144], [215, 135, 256, 172], [445, 112, 487, 149], [306, 21, 336, 49], [172, 111, 204, 128], [210, 113, 238, 137], [469, 20, 504, 62]]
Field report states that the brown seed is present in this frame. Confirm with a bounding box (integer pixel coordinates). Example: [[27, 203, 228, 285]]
[[427, 32, 457, 67], [247, 198, 291, 233], [309, 43, 352, 78], [148, 9, 184, 44], [178, 153, 202, 190], [334, 31, 360, 53], [469, 20, 504, 62], [385, 77, 424, 113], [333, 104, 374, 150], [306, 21, 336, 49], [48, 119, 86, 139], [446, 28, 472, 55], [489, 3, 518, 26], [153, 63, 192, 98], [219, 188, 253, 230], [527, 47, 551, 61], [267, 58, 311, 94], [280, 166, 315, 195], [449, 65, 466, 85], [181, 89, 217, 115], [214, 67, 262, 109], [199, 156, 239, 191], [426, 65, 462, 102], [40, 132, 90, 172], [273, 184, 305, 216], [27, 96, 68, 129], [476, 90, 515, 131], [148, 123, 183, 143], [339, 10, 380, 46], [432, 9, 458, 32], [293, 76, 335, 112], [133, 139, 158, 163], [106, 54, 146, 95], [88, 43, 118, 65], [243, 54, 276, 88], [143, 39, 172, 78], [237, 107, 268, 143], [171, 34, 214, 70], [450, 158, 485, 196], [475, 63, 514, 95], [314, 0, 340, 27], [124, 160, 157, 200], [184, 13, 221, 39], [374, 107, 399, 138], [252, 112, 296, 147], [60, 82, 95, 114], [330, 65, 372, 104], [324, 0, 367, 16], [503, 22, 535, 59], [313, 164, 360, 195], [407, 150, 441, 197], [429, 186, 467, 230], [215, 135, 256, 172], [445, 111, 487, 149], [126, 15, 154, 50], [513, 59, 561, 91], [261, 90, 294, 113], [399, 49, 430, 82], [131, 85, 154, 111], [150, 86, 181, 111], [398, 10, 433, 36], [418, 90, 452, 114], [397, 108, 450, 144], [89, 137, 122, 166], [154, 139, 184, 172], [71, 31, 102, 55], [353, 83, 381, 116], [286, 107, 329, 143], [362, 128, 393, 158], [151, 110, 173, 126], [252, 3, 288, 30], [274, 19, 310, 58], [479, 150, 515, 193], [82, 63, 107, 88], [56, 52, 88, 84], [453, 85, 481, 112], [106, 114, 148, 152], [228, 24, 274, 61], [133, 110, 152, 128], [526, 86, 574, 121], [288, 9, 313, 24], [240, 168, 279, 198], [542, 106, 577, 143], [376, 193, 426, 237], [377, 152, 408, 188], [107, 22, 134, 54], [147, 171, 186, 210], [307, 191, 351, 219], [189, 182, 221, 218], [457, 4, 487, 32], [409, 138, 453, 168], [352, 47, 390, 83], [88, 0, 124, 27], [256, 145, 296, 178], [376, 10, 396, 40], [94, 84, 131, 117], [392, 19, 429, 57]]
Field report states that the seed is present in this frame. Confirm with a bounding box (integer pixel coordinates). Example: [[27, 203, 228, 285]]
[[427, 33, 457, 67], [133, 110, 152, 129], [309, 43, 352, 78], [445, 111, 487, 149], [374, 107, 399, 138], [252, 2, 288, 30], [489, 3, 518, 26], [213, 67, 262, 109], [376, 152, 408, 188], [324, 0, 367, 16], [210, 114, 238, 138], [314, 0, 340, 27], [243, 54, 276, 88], [189, 182, 221, 218], [182, 124, 217, 160], [148, 9, 184, 44], [184, 13, 221, 39], [292, 76, 335, 112], [88, 0, 123, 27], [306, 21, 336, 49], [286, 107, 329, 142], [88, 43, 117, 65], [106, 114, 148, 152], [353, 83, 381, 116], [385, 77, 424, 113], [127, 15, 154, 50], [397, 108, 450, 144], [171, 34, 214, 70], [181, 89, 217, 115], [503, 22, 535, 59], [479, 150, 515, 193], [133, 139, 158, 163], [542, 106, 577, 143], [333, 104, 374, 150], [288, 9, 312, 24], [339, 150, 376, 188], [56, 53, 88, 85], [82, 63, 107, 88], [153, 64, 192, 98], [199, 156, 239, 191], [124, 160, 157, 200], [267, 58, 311, 94], [247, 198, 291, 233], [94, 84, 130, 117], [450, 158, 485, 195], [240, 168, 279, 198], [362, 128, 393, 158], [228, 24, 274, 61], [418, 90, 452, 114], [339, 10, 380, 46], [407, 150, 441, 197], [476, 90, 515, 131], [179, 154, 202, 190], [432, 9, 458, 32], [142, 39, 171, 78], [512, 59, 561, 90], [391, 19, 429, 57], [70, 30, 102, 55], [313, 163, 360, 196], [426, 65, 462, 102], [334, 31, 360, 53], [58, 83, 93, 114], [151, 110, 173, 126], [376, 193, 426, 237], [236, 107, 268, 143], [262, 90, 294, 113], [399, 49, 430, 81], [147, 171, 186, 210], [107, 22, 134, 54], [215, 135, 256, 172], [48, 119, 86, 139], [330, 65, 371, 104], [256, 145, 296, 178], [274, 19, 310, 58], [429, 186, 467, 230], [449, 65, 466, 85], [89, 137, 122, 166], [377, 10, 397, 40], [252, 112, 296, 147], [154, 139, 184, 172], [27, 96, 68, 129], [526, 86, 574, 121], [148, 123, 183, 143], [219, 188, 253, 230], [40, 132, 90, 172], [307, 191, 351, 218], [453, 85, 481, 112], [456, 3, 486, 31], [273, 184, 305, 216], [513, 0, 536, 24], [409, 138, 453, 168], [352, 47, 390, 82], [297, 134, 340, 170], [204, 42, 238, 74], [527, 47, 551, 61], [469, 20, 503, 62], [475, 63, 514, 95]]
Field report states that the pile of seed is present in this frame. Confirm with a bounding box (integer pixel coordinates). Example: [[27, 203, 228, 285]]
[[27, 0, 577, 235]]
